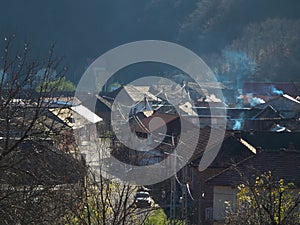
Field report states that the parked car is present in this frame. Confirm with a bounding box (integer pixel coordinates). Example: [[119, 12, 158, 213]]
[[134, 191, 153, 208]]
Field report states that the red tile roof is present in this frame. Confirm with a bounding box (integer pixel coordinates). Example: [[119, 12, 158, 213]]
[[206, 149, 300, 187], [187, 129, 256, 167], [133, 112, 179, 133]]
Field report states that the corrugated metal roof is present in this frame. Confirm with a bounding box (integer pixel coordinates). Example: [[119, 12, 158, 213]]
[[71, 105, 102, 124]]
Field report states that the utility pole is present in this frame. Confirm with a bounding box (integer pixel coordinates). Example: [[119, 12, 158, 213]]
[[169, 135, 176, 225], [166, 135, 189, 225], [181, 165, 188, 224], [170, 174, 176, 225]]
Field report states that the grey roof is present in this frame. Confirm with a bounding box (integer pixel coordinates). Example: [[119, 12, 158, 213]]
[[123, 85, 161, 102], [254, 94, 300, 118]]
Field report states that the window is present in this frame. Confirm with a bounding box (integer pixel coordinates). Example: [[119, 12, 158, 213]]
[[205, 207, 213, 221]]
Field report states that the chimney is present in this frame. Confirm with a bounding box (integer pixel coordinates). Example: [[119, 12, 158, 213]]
[[256, 146, 262, 154], [288, 142, 295, 151], [279, 148, 286, 155]]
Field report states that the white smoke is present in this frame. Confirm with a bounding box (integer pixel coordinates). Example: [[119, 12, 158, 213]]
[[250, 97, 265, 107]]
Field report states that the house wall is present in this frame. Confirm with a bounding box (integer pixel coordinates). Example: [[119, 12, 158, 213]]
[[190, 182, 214, 225], [188, 167, 224, 225], [213, 186, 238, 221]]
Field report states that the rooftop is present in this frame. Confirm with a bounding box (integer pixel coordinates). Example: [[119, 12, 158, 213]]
[[206, 149, 300, 187]]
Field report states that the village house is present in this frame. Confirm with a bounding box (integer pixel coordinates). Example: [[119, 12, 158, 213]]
[[0, 96, 88, 223], [178, 129, 257, 224], [242, 82, 300, 105], [206, 149, 300, 225], [73, 80, 300, 224]]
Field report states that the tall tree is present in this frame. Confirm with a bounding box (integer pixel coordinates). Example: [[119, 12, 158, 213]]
[[227, 18, 300, 81], [0, 35, 85, 224], [225, 171, 300, 225]]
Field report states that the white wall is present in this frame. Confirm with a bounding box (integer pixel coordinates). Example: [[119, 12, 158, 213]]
[[213, 186, 238, 221]]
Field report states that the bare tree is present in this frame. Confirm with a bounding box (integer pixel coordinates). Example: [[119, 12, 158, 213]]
[[225, 171, 300, 225], [63, 137, 154, 225], [0, 35, 85, 224]]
